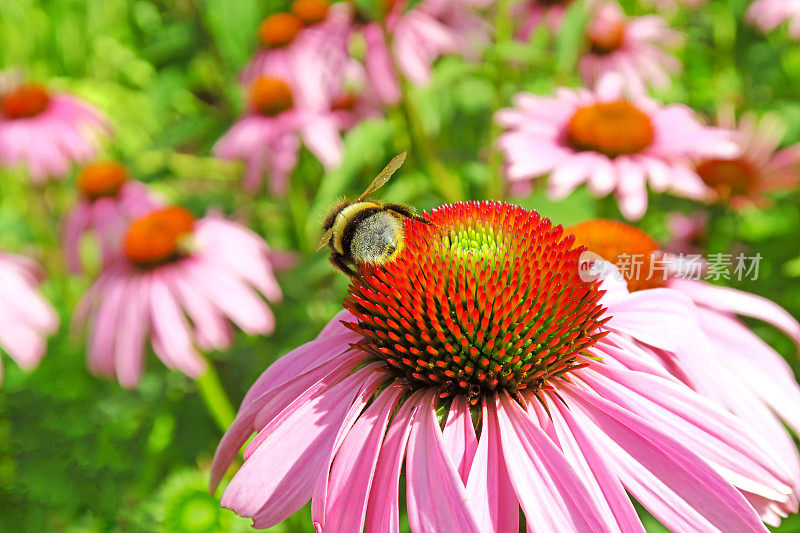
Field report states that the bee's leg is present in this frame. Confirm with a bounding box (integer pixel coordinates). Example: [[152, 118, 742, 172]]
[[330, 252, 361, 279], [385, 204, 435, 226]]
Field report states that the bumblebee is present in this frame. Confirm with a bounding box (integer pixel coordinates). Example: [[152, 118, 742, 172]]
[[316, 152, 434, 278]]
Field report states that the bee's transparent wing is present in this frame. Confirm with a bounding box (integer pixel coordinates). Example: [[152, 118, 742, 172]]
[[357, 151, 407, 202], [315, 227, 335, 252]]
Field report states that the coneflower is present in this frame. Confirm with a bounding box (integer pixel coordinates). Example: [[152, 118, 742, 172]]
[[74, 207, 281, 387], [212, 202, 791, 532], [570, 218, 800, 525], [0, 80, 110, 182], [62, 161, 159, 273]]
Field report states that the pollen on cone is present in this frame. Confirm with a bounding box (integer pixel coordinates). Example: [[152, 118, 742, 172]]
[[344, 201, 608, 400]]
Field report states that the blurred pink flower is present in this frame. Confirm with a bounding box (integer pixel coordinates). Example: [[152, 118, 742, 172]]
[[241, 9, 342, 111], [0, 252, 58, 386], [580, 1, 683, 93], [213, 76, 343, 195], [517, 0, 580, 39], [391, 0, 491, 87], [74, 207, 281, 387], [570, 218, 800, 525], [747, 0, 800, 40], [664, 210, 708, 255], [496, 75, 738, 220], [212, 202, 790, 531], [696, 111, 800, 208], [62, 161, 159, 274], [0, 82, 110, 182], [643, 0, 708, 10], [265, 0, 491, 107]]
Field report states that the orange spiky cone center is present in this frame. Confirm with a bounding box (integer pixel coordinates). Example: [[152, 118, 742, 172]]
[[567, 101, 654, 157], [77, 161, 129, 200], [292, 0, 330, 25], [1, 84, 50, 119], [258, 13, 304, 48], [344, 202, 609, 402], [249, 77, 294, 116], [568, 219, 665, 292], [124, 207, 195, 267]]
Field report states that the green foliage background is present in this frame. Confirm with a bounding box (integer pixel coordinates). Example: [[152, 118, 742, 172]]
[[0, 0, 799, 531]]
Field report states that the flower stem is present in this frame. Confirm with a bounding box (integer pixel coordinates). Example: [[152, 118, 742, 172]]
[[494, 0, 513, 44], [484, 0, 515, 201], [196, 364, 235, 433], [381, 24, 463, 203]]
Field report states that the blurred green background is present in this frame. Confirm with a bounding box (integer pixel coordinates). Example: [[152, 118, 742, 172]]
[[1, 0, 800, 531]]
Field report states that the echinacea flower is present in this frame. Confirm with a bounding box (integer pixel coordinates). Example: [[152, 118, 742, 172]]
[[74, 207, 281, 387], [62, 161, 159, 273], [747, 0, 800, 40], [390, 0, 491, 87], [496, 75, 738, 220], [212, 201, 792, 531], [517, 0, 579, 39], [642, 0, 708, 10], [0, 82, 110, 182], [0, 252, 58, 386], [580, 1, 683, 93], [695, 111, 800, 208], [292, 0, 490, 107], [241, 3, 341, 111], [569, 218, 800, 524], [213, 75, 343, 194]]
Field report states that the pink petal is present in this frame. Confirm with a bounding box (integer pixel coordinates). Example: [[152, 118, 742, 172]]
[[220, 365, 382, 528], [464, 398, 520, 533], [561, 383, 770, 533], [315, 385, 403, 532], [406, 391, 482, 533], [495, 392, 613, 533], [545, 394, 645, 533], [668, 278, 800, 348], [442, 395, 478, 482], [365, 391, 421, 533]]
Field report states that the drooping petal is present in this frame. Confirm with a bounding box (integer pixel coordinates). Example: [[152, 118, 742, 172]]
[[495, 392, 614, 533], [314, 385, 403, 532], [365, 391, 421, 533], [581, 365, 793, 499], [545, 394, 645, 533], [561, 383, 770, 533], [668, 278, 800, 348], [442, 395, 478, 482], [406, 391, 482, 533], [220, 365, 384, 528], [464, 398, 520, 533]]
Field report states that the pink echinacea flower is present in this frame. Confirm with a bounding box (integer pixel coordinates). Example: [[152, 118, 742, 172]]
[[212, 202, 793, 531], [62, 161, 159, 273], [497, 75, 738, 220], [75, 207, 281, 387], [0, 82, 110, 182], [570, 218, 800, 525]]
